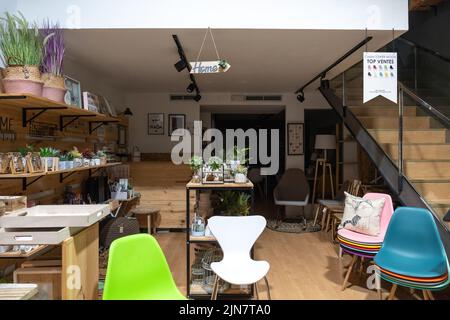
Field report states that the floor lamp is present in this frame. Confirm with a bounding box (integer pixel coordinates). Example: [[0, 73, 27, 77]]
[[312, 134, 336, 204]]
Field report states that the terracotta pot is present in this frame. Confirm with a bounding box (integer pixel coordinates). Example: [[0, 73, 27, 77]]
[[2, 79, 43, 96], [42, 86, 67, 103], [41, 73, 65, 89]]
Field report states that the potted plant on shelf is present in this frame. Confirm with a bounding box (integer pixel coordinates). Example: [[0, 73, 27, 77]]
[[39, 147, 59, 171], [188, 155, 203, 183], [0, 12, 50, 96], [82, 148, 94, 167], [96, 150, 106, 165], [18, 144, 34, 171], [234, 165, 248, 184], [58, 153, 68, 170], [216, 191, 250, 216], [40, 20, 65, 102], [69, 147, 82, 168], [204, 156, 223, 183]]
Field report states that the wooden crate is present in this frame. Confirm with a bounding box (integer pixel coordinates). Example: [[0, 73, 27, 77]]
[[13, 266, 62, 300], [0, 196, 27, 212]]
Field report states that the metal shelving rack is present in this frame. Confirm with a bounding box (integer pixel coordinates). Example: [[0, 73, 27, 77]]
[[185, 180, 254, 299]]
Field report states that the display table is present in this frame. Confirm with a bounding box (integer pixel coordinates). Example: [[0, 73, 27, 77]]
[[185, 180, 254, 299], [0, 204, 110, 300], [0, 284, 38, 300]]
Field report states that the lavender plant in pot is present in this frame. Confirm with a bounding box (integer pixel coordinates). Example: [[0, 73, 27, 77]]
[[0, 12, 49, 95], [40, 20, 66, 102]]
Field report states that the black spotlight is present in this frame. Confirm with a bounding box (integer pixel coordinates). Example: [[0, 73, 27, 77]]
[[186, 83, 196, 93], [194, 94, 202, 102], [123, 107, 133, 116], [174, 59, 187, 72], [297, 92, 305, 103]]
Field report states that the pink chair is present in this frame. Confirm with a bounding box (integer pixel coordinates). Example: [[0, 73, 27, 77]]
[[337, 193, 394, 291]]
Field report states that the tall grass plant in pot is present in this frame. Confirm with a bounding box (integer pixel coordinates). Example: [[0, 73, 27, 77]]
[[40, 20, 65, 102], [0, 12, 49, 95]]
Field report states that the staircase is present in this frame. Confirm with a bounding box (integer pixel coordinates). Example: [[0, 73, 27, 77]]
[[341, 86, 450, 223]]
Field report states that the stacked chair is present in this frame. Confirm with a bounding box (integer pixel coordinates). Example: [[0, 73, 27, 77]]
[[338, 193, 394, 291], [374, 207, 450, 300]]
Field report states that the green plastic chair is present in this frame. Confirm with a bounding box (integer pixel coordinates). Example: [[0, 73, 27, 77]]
[[103, 233, 186, 300]]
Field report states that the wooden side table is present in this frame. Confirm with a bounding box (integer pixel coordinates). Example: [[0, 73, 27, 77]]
[[130, 207, 160, 234]]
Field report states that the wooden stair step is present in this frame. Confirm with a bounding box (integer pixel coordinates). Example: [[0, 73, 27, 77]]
[[350, 106, 416, 116], [368, 129, 447, 144], [404, 160, 450, 180], [359, 116, 431, 129], [412, 181, 450, 202], [381, 143, 450, 160]]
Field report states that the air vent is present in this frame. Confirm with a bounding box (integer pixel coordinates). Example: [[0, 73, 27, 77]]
[[245, 95, 282, 101], [170, 95, 196, 101]]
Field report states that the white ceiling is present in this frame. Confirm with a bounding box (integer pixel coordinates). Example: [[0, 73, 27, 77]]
[[63, 28, 404, 93]]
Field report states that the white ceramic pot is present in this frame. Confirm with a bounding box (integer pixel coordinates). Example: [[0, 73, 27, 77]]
[[73, 158, 82, 168], [94, 158, 101, 166], [83, 158, 90, 167], [45, 157, 54, 170], [229, 160, 240, 171], [59, 161, 67, 170], [235, 173, 247, 184], [90, 159, 96, 166], [66, 161, 74, 169]]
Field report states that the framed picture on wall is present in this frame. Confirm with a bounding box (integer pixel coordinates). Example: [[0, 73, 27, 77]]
[[287, 122, 304, 155], [148, 113, 164, 135], [82, 91, 100, 112], [168, 114, 186, 136], [63, 76, 82, 107]]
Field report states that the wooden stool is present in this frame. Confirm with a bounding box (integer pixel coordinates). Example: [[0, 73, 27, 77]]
[[130, 207, 160, 234]]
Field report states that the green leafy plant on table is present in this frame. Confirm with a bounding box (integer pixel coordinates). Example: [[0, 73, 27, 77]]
[[217, 191, 250, 216]]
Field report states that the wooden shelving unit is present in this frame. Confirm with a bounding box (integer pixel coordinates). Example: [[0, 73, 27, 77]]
[[0, 94, 119, 132], [0, 162, 121, 190]]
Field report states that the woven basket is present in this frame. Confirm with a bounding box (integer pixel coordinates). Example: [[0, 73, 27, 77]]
[[2, 65, 42, 82], [42, 73, 65, 89]]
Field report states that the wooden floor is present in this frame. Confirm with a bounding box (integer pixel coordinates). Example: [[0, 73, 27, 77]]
[[157, 229, 444, 300]]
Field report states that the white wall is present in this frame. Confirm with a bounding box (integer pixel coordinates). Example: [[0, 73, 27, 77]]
[[63, 57, 125, 108], [125, 90, 329, 170], [16, 0, 408, 31]]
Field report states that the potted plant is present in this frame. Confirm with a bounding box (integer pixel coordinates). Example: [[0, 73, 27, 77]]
[[18, 144, 34, 170], [0, 12, 50, 95], [82, 148, 94, 166], [205, 156, 223, 183], [96, 150, 107, 165], [40, 20, 65, 102], [69, 147, 82, 168], [58, 153, 68, 170], [227, 146, 250, 170], [217, 191, 250, 216], [234, 165, 248, 184], [65, 151, 74, 169], [39, 147, 59, 171], [188, 155, 203, 183]]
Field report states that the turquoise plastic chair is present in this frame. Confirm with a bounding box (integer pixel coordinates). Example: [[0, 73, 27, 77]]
[[103, 234, 186, 300], [374, 207, 450, 299]]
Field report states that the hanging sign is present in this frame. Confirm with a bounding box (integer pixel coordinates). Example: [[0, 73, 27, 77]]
[[189, 60, 231, 74], [363, 52, 397, 103]]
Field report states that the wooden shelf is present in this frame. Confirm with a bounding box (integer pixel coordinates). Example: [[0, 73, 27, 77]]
[[0, 162, 121, 179], [0, 244, 49, 258], [186, 180, 254, 189], [190, 235, 216, 242], [0, 93, 120, 128]]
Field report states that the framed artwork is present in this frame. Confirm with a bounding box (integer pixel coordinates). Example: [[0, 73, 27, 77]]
[[82, 92, 100, 113], [287, 123, 304, 155], [148, 113, 164, 135], [63, 76, 81, 107], [168, 114, 186, 136]]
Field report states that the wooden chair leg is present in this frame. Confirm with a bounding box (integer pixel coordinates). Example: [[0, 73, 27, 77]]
[[264, 276, 271, 300], [254, 281, 260, 300], [325, 210, 331, 232], [422, 290, 429, 300], [388, 284, 397, 300], [313, 204, 321, 226], [342, 255, 357, 291], [321, 208, 328, 231], [426, 290, 435, 300], [359, 257, 365, 274], [211, 274, 219, 300]]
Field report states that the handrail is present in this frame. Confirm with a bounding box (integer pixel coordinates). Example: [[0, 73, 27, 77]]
[[399, 82, 450, 129], [397, 37, 450, 64], [294, 37, 372, 94]]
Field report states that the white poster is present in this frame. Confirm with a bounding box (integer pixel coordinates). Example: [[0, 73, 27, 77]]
[[363, 52, 397, 104]]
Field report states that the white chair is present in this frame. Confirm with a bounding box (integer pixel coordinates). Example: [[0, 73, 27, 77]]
[[207, 215, 271, 300]]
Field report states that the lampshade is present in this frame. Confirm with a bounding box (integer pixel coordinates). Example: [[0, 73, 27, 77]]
[[123, 107, 133, 116], [315, 134, 336, 150]]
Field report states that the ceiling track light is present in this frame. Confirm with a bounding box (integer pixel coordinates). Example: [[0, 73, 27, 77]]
[[194, 94, 202, 102], [174, 59, 187, 72], [186, 83, 196, 93], [297, 91, 305, 103]]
